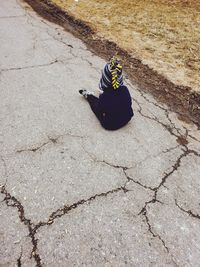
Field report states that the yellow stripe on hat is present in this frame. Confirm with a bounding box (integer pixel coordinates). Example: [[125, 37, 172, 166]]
[[109, 57, 122, 89]]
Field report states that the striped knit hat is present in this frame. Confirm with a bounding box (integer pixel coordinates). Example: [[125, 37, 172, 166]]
[[99, 57, 124, 91]]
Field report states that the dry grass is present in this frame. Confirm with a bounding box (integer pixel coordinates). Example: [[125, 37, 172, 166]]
[[52, 0, 200, 91]]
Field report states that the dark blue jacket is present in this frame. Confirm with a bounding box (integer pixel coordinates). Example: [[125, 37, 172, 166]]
[[99, 85, 134, 130]]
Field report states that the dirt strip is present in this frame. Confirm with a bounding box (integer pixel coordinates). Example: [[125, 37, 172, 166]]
[[23, 0, 200, 128]]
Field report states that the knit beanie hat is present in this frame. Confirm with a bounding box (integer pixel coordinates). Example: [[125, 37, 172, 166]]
[[99, 57, 124, 91]]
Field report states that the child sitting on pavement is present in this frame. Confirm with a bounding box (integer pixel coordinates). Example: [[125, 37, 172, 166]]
[[79, 57, 134, 130]]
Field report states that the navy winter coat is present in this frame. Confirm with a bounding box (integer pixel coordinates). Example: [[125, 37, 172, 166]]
[[98, 85, 134, 130]]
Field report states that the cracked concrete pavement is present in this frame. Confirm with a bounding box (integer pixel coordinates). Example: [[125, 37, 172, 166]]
[[0, 0, 200, 266]]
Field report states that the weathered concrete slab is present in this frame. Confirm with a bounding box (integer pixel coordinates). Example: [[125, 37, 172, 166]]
[[0, 0, 25, 18], [0, 202, 35, 267], [36, 188, 175, 267], [0, 0, 200, 266], [2, 135, 126, 223], [157, 154, 200, 216], [125, 146, 182, 189], [147, 202, 200, 267]]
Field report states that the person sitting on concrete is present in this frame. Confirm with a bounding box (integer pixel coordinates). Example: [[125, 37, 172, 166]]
[[79, 57, 134, 130]]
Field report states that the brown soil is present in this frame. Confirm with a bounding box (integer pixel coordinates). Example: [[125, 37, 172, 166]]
[[22, 0, 200, 128]]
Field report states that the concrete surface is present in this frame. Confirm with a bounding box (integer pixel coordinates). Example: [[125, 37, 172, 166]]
[[0, 0, 200, 266]]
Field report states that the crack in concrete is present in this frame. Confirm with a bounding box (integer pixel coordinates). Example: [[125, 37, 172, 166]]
[[132, 96, 182, 140], [162, 145, 180, 154], [17, 247, 23, 267], [1, 59, 59, 73], [22, 6, 50, 35], [82, 140, 186, 187], [16, 132, 86, 154], [175, 199, 200, 220], [142, 207, 169, 252], [85, 155, 155, 192], [152, 149, 189, 193], [33, 185, 128, 233], [81, 142, 187, 194], [95, 160, 129, 172], [0, 181, 128, 266], [188, 134, 200, 143], [136, 148, 198, 255], [82, 56, 101, 74], [138, 90, 168, 112], [16, 141, 50, 153], [46, 29, 74, 49], [124, 172, 154, 191], [131, 85, 192, 138], [132, 96, 197, 151], [43, 29, 77, 63], [164, 110, 183, 137], [139, 148, 193, 215], [93, 157, 154, 191], [46, 30, 74, 51], [126, 80, 165, 114], [188, 148, 200, 157], [81, 144, 153, 191], [95, 160, 153, 192], [129, 83, 192, 147], [45, 28, 101, 74], [0, 185, 41, 267]]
